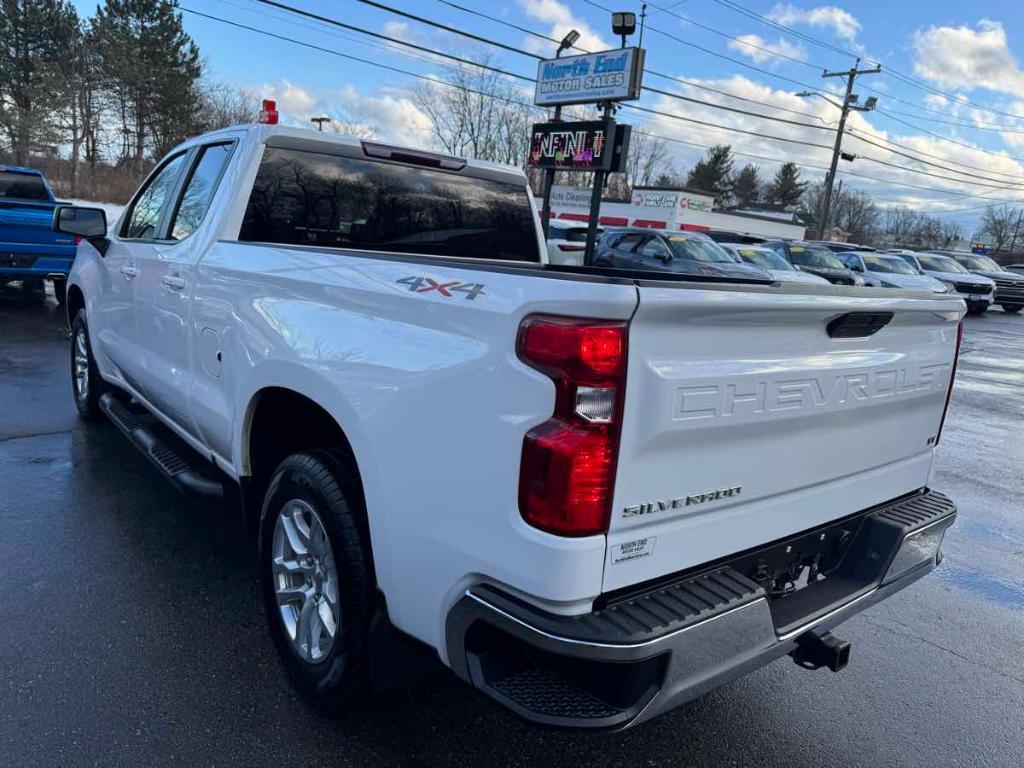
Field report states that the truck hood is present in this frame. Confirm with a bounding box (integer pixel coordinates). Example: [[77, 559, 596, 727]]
[[769, 269, 831, 285], [870, 273, 947, 292], [921, 269, 994, 287]]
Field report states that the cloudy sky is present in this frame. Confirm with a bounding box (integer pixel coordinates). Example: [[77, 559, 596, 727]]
[[73, 0, 1024, 234]]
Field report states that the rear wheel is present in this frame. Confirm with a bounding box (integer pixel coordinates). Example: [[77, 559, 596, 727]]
[[70, 310, 108, 419], [260, 450, 372, 706], [1002, 304, 1022, 314]]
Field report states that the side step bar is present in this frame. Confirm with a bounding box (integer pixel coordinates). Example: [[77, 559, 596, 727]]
[[99, 392, 224, 500]]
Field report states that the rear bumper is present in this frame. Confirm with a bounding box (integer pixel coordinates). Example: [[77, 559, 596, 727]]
[[1, 242, 76, 279], [446, 489, 956, 730]]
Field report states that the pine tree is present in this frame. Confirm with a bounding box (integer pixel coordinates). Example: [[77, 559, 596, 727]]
[[765, 162, 806, 211], [0, 0, 80, 164], [686, 145, 734, 207], [732, 164, 761, 209], [91, 0, 201, 171]]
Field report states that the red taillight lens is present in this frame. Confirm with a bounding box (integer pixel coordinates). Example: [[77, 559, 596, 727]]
[[935, 320, 963, 446], [517, 316, 627, 536]]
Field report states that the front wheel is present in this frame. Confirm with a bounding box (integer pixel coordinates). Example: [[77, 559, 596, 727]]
[[260, 450, 372, 706], [70, 310, 108, 419], [966, 302, 989, 315], [1002, 304, 1022, 314]]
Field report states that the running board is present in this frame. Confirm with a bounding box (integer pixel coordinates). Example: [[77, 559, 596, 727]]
[[98, 392, 225, 500]]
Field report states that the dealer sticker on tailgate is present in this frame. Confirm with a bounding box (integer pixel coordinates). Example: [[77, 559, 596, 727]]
[[611, 536, 656, 564]]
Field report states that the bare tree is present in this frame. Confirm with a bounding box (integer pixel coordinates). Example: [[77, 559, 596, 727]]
[[197, 80, 260, 131], [980, 204, 1020, 254], [413, 57, 533, 166]]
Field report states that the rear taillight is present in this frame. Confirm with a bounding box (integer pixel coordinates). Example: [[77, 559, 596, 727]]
[[517, 315, 628, 536], [935, 321, 963, 445]]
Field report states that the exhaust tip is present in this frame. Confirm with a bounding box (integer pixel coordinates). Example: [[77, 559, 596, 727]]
[[790, 631, 851, 673]]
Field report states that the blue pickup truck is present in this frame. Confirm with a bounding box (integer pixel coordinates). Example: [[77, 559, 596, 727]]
[[1, 165, 77, 304]]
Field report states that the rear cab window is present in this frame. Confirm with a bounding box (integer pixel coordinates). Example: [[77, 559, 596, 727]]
[[240, 147, 540, 262], [0, 170, 52, 201]]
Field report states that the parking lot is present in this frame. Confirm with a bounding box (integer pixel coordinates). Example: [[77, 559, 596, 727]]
[[1, 284, 1022, 767]]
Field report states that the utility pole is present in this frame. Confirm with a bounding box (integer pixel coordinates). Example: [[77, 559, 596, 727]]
[[818, 60, 881, 238]]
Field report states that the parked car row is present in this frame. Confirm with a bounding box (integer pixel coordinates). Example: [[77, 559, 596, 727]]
[[544, 221, 1023, 315]]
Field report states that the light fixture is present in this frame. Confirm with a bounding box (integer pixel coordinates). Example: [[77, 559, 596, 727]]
[[558, 29, 580, 55], [864, 96, 878, 110], [612, 11, 636, 46]]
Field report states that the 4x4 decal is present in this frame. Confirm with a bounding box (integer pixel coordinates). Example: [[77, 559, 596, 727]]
[[397, 276, 486, 300]]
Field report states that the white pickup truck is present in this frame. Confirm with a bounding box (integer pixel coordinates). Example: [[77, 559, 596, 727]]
[[56, 123, 962, 730]]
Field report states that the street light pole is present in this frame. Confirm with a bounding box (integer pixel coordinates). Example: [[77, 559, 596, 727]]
[[539, 31, 579, 240], [815, 60, 880, 238]]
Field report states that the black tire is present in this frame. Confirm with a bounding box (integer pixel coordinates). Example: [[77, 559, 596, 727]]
[[70, 309, 109, 419], [966, 302, 988, 315], [52, 277, 67, 307], [260, 450, 372, 706], [1002, 304, 1023, 314]]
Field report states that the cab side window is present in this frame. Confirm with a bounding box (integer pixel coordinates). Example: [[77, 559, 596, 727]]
[[122, 153, 188, 240], [169, 143, 234, 241]]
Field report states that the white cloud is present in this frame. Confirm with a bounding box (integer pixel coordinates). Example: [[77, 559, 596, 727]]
[[727, 34, 807, 65], [518, 0, 612, 55], [256, 80, 432, 146], [767, 4, 861, 42], [629, 72, 1024, 221], [912, 20, 1024, 95]]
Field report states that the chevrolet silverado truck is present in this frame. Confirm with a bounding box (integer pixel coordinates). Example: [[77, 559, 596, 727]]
[[1, 165, 76, 303], [56, 123, 963, 730]]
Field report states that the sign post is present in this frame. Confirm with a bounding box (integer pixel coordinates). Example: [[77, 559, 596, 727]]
[[531, 41, 644, 264]]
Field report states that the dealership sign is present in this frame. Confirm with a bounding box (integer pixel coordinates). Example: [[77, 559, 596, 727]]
[[632, 188, 714, 213], [528, 120, 631, 172], [534, 48, 645, 107]]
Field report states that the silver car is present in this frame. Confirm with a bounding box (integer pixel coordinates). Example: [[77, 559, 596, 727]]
[[721, 243, 831, 285], [838, 252, 948, 293]]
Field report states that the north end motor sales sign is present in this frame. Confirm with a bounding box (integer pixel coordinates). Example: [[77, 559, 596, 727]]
[[534, 48, 645, 107]]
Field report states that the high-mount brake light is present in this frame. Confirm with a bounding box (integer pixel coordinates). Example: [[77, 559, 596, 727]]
[[258, 99, 279, 125], [361, 141, 467, 171], [517, 316, 628, 536], [934, 320, 963, 446]]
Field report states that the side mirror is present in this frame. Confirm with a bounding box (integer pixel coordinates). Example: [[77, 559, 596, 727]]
[[643, 243, 673, 262], [850, 263, 863, 272], [53, 205, 107, 239]]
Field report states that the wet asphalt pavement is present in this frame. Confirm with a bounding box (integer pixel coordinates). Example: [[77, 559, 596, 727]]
[[1, 284, 1022, 767]]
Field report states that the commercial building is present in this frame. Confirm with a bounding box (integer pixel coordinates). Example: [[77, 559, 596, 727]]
[[543, 184, 806, 239]]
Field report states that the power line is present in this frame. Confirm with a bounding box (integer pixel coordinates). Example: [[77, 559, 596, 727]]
[[844, 129, 1024, 185], [178, 3, 1024, 208], [579, 0, 830, 96], [346, 0, 1024, 193], [433, 0, 1024, 185], [436, 0, 832, 124], [708, 0, 1024, 123], [335, 0, 839, 134]]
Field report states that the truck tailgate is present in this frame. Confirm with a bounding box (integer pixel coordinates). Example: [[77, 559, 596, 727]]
[[605, 284, 963, 591]]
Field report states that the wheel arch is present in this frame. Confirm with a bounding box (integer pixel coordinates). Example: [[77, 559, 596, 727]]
[[66, 282, 85, 325], [240, 385, 376, 576]]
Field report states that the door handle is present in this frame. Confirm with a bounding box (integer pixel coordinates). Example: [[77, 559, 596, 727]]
[[162, 273, 186, 291], [120, 264, 138, 279]]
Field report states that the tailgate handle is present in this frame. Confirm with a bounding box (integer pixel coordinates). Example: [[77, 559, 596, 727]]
[[827, 311, 893, 338]]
